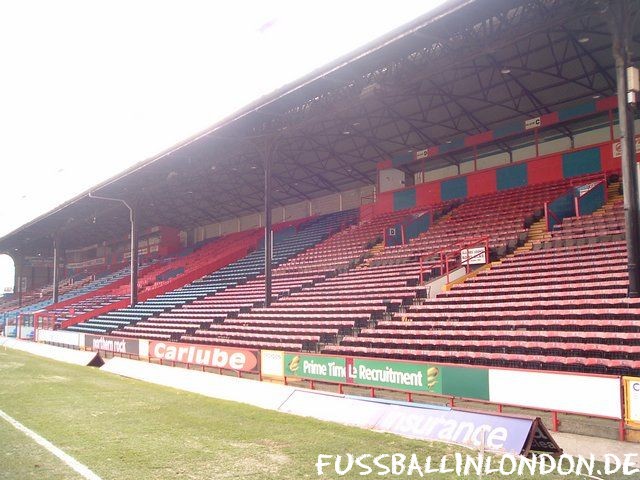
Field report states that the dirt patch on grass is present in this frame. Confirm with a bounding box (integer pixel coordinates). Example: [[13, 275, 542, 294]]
[[36, 375, 69, 383]]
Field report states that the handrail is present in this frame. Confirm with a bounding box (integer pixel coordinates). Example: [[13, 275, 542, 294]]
[[546, 173, 608, 228], [418, 235, 489, 284], [544, 201, 562, 231], [569, 171, 607, 191]]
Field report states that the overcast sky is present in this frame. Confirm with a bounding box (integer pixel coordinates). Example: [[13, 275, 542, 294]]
[[0, 0, 445, 292]]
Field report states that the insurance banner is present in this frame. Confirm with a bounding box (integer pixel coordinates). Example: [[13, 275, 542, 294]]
[[279, 389, 561, 456]]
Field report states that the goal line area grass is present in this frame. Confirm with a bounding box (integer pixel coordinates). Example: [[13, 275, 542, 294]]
[[0, 348, 568, 480]]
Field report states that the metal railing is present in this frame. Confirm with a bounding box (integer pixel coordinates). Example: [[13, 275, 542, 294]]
[[418, 235, 490, 284]]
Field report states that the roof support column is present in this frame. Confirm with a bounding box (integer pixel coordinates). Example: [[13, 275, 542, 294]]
[[52, 236, 60, 304], [263, 142, 273, 307], [610, 1, 640, 297], [130, 205, 139, 307], [13, 252, 23, 307]]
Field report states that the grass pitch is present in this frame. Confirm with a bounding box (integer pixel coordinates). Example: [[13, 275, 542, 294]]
[[0, 349, 578, 479]]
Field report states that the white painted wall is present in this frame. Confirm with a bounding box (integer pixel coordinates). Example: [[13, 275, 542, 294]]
[[379, 168, 406, 192], [311, 193, 340, 215], [284, 200, 308, 221], [416, 123, 627, 187], [195, 185, 375, 241], [239, 212, 261, 231], [220, 218, 238, 235]]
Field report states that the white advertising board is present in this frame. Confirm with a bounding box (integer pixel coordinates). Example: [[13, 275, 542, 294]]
[[461, 247, 487, 265], [37, 329, 83, 347], [261, 350, 284, 379], [489, 369, 622, 419], [624, 377, 640, 426]]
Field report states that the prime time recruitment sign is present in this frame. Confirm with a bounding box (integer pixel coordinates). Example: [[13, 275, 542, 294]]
[[283, 353, 490, 399]]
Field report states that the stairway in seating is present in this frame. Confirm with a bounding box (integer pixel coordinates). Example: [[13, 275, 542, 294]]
[[532, 179, 623, 250], [452, 182, 621, 287], [358, 242, 385, 268], [510, 216, 549, 256], [445, 215, 548, 291], [600, 180, 623, 213]]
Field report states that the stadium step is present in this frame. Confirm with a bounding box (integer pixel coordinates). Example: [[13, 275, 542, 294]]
[[443, 215, 548, 292], [511, 216, 549, 255], [357, 241, 385, 268], [443, 262, 493, 292]]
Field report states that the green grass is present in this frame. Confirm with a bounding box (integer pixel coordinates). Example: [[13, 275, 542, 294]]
[[0, 348, 611, 479], [0, 419, 83, 480]]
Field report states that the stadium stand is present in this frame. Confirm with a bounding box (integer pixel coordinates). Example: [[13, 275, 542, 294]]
[[66, 209, 357, 335], [40, 229, 264, 327], [371, 178, 580, 265], [0, 265, 136, 328], [176, 206, 444, 350], [82, 204, 445, 346], [0, 274, 93, 314], [2, 0, 640, 452], [55, 171, 639, 377], [324, 178, 640, 376], [56, 171, 640, 379]]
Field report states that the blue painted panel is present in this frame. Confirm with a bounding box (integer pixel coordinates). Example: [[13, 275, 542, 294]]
[[548, 191, 575, 230], [392, 152, 414, 168], [558, 101, 596, 122], [562, 148, 601, 178], [439, 138, 465, 154], [393, 188, 416, 211], [405, 213, 431, 241], [441, 177, 468, 201], [384, 224, 403, 247], [577, 183, 606, 217], [497, 163, 528, 191], [494, 121, 524, 139]]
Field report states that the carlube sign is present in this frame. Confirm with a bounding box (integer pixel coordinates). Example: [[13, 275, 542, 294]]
[[150, 341, 259, 373]]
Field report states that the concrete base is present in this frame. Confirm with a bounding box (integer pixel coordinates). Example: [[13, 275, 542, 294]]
[[100, 357, 549, 455], [553, 432, 639, 465], [100, 357, 295, 411], [1, 338, 102, 367]]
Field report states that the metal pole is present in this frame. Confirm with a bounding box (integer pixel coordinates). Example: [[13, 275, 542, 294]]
[[609, 109, 615, 142], [87, 192, 139, 306], [13, 253, 23, 307], [610, 1, 640, 297], [19, 256, 24, 307], [130, 205, 139, 306], [52, 236, 60, 304], [264, 142, 273, 307]]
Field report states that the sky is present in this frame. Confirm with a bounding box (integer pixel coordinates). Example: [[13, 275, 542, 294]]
[[0, 0, 445, 292]]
